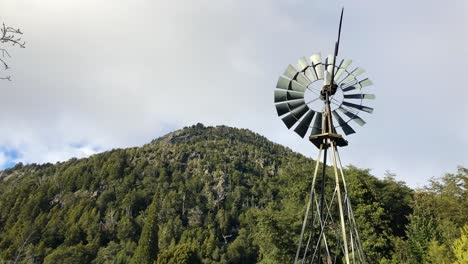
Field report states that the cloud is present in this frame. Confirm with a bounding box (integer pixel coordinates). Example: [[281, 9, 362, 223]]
[[0, 0, 466, 187], [0, 152, 7, 168]]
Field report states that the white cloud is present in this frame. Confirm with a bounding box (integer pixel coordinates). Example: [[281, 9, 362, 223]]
[[0, 152, 7, 168]]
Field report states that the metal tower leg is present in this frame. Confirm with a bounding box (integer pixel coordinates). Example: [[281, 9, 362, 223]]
[[294, 145, 323, 264], [330, 142, 350, 264], [335, 148, 367, 263], [317, 144, 328, 264]]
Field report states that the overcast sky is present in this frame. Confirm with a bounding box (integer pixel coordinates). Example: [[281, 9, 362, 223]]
[[0, 0, 467, 187]]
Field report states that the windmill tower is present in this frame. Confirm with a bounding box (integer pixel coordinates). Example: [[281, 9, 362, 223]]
[[274, 8, 373, 264]]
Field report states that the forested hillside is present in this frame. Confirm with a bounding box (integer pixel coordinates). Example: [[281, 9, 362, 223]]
[[0, 124, 466, 263]]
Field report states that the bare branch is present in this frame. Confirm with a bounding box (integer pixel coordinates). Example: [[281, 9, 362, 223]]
[[1, 23, 26, 48], [1, 22, 26, 81]]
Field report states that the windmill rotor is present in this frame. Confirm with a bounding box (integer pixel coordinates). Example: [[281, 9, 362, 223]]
[[274, 55, 375, 137]]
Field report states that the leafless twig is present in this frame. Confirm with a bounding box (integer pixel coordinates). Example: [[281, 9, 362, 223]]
[[1, 22, 26, 81]]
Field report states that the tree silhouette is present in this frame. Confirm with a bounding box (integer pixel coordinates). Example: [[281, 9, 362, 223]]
[[1, 22, 25, 81]]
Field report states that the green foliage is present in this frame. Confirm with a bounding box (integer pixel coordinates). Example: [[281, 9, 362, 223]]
[[425, 239, 452, 264], [224, 228, 257, 263], [0, 124, 465, 263], [452, 224, 468, 264], [43, 243, 97, 264], [131, 193, 159, 264], [156, 243, 202, 264], [406, 196, 439, 263], [386, 166, 468, 263]]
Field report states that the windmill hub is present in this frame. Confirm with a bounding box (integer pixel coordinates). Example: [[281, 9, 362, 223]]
[[320, 83, 338, 100]]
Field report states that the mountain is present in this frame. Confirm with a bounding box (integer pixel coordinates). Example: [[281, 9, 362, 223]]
[[0, 124, 465, 264]]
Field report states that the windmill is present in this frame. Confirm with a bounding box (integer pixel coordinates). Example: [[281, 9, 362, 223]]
[[274, 8, 373, 264]]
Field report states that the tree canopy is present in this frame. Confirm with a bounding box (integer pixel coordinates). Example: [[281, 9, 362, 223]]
[[0, 124, 466, 263]]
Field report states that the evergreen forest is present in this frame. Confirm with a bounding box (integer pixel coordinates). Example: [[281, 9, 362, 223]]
[[0, 124, 466, 263]]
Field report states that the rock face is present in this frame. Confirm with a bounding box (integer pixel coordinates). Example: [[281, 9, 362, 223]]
[[0, 124, 413, 263]]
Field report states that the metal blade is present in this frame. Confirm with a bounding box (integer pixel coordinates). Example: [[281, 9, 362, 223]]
[[291, 80, 307, 93], [283, 65, 298, 79], [341, 78, 373, 92], [341, 85, 356, 92], [326, 54, 335, 74], [338, 107, 366, 126], [310, 53, 324, 79], [275, 100, 305, 116], [332, 110, 356, 135], [339, 67, 365, 84], [297, 57, 309, 71], [343, 93, 376, 100], [334, 58, 352, 81], [275, 103, 290, 116], [358, 78, 373, 88], [296, 73, 312, 87], [291, 104, 309, 119], [288, 100, 306, 110], [305, 68, 317, 81], [276, 76, 291, 90], [324, 70, 331, 86], [281, 104, 309, 128], [310, 112, 323, 136], [294, 110, 315, 137], [342, 101, 374, 114], [281, 113, 298, 129], [274, 90, 304, 103]]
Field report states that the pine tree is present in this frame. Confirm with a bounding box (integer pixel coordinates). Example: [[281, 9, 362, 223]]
[[131, 193, 159, 264]]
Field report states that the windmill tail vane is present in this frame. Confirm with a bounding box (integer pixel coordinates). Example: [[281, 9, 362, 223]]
[[274, 7, 374, 264]]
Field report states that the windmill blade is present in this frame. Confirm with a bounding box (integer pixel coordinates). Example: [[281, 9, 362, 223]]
[[288, 100, 306, 110], [342, 101, 374, 113], [359, 78, 373, 88], [310, 112, 323, 136], [291, 104, 309, 119], [332, 110, 356, 135], [341, 84, 356, 92], [297, 57, 309, 71], [275, 100, 305, 116], [334, 58, 352, 81], [324, 70, 332, 85], [291, 80, 307, 93], [274, 90, 304, 103], [281, 104, 309, 128], [276, 76, 291, 90], [296, 73, 312, 87], [304, 67, 318, 81], [282, 114, 298, 129], [283, 65, 299, 79], [344, 93, 376, 100], [339, 67, 365, 84], [310, 53, 324, 79], [338, 107, 366, 126], [341, 78, 373, 92], [275, 103, 290, 116], [326, 54, 335, 74], [294, 110, 316, 137]]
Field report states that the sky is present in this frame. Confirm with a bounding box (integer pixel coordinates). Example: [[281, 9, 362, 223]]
[[0, 0, 467, 188]]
